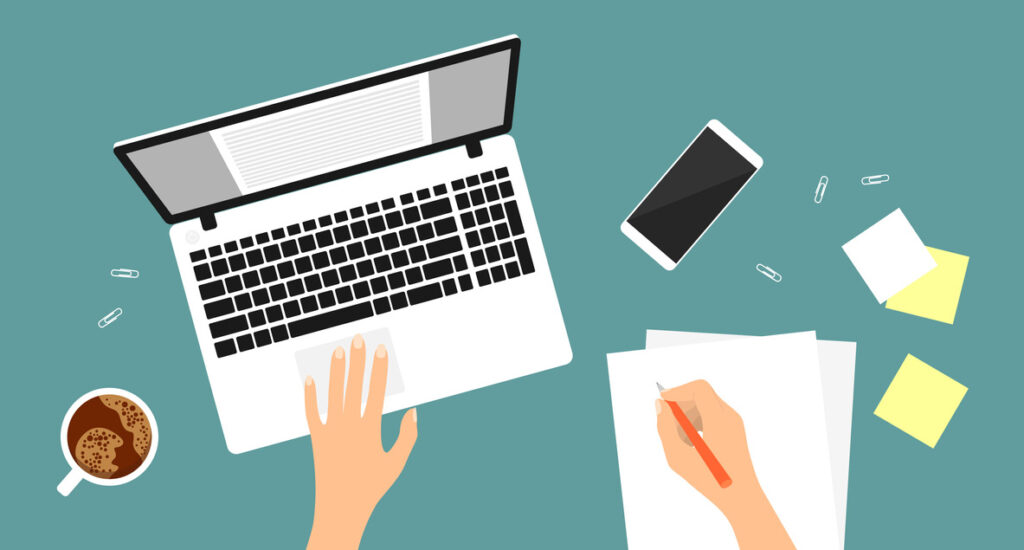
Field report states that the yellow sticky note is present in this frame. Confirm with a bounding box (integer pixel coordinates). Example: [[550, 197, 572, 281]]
[[874, 355, 967, 448], [885, 247, 969, 324]]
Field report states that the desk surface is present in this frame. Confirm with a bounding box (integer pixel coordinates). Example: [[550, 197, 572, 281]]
[[8, 2, 1020, 547]]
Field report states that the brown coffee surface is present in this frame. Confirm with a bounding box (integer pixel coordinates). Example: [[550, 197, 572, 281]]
[[66, 395, 151, 479]]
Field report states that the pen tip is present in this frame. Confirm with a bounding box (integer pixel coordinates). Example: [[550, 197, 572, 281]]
[[656, 382, 666, 393]]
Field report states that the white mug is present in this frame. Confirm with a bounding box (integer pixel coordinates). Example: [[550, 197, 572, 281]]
[[57, 388, 158, 496]]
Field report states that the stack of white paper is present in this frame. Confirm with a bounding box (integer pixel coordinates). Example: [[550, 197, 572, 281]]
[[607, 331, 856, 549]]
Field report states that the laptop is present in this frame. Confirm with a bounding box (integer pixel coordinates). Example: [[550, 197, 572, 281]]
[[114, 36, 572, 454]]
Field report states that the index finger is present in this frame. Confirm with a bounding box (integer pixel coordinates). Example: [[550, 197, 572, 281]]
[[365, 344, 389, 421], [660, 379, 725, 417]]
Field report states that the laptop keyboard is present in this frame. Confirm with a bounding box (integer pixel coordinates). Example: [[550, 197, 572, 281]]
[[186, 166, 536, 358]]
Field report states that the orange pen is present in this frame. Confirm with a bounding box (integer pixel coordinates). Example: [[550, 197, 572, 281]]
[[657, 382, 732, 488]]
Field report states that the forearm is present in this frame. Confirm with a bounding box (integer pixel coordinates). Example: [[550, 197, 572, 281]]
[[721, 487, 795, 550]]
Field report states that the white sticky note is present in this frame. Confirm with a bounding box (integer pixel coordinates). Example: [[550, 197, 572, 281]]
[[842, 209, 937, 303]]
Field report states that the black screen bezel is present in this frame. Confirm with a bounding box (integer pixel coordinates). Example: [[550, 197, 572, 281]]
[[113, 37, 520, 225]]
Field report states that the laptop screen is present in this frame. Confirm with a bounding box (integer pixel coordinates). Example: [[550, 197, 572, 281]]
[[115, 38, 517, 223]]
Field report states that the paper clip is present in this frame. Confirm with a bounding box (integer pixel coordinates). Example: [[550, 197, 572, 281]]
[[861, 174, 889, 186], [98, 308, 123, 328], [756, 264, 782, 282], [111, 268, 140, 279], [814, 176, 828, 204]]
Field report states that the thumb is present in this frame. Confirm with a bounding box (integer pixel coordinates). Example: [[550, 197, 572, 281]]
[[387, 408, 418, 473]]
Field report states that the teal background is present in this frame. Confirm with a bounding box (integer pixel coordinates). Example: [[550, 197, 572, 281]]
[[4, 1, 1021, 547]]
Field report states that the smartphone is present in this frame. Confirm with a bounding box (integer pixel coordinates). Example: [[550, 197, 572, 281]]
[[621, 120, 763, 270]]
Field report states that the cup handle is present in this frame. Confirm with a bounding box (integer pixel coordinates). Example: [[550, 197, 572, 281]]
[[57, 470, 82, 496]]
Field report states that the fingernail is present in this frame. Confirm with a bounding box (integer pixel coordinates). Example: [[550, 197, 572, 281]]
[[655, 399, 663, 414], [305, 376, 313, 386], [376, 345, 387, 358], [353, 334, 364, 349], [334, 347, 345, 359], [412, 408, 418, 422]]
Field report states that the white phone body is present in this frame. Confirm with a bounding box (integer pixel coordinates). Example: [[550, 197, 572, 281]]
[[621, 119, 763, 270]]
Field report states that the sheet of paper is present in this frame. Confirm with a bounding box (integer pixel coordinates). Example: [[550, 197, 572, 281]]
[[885, 247, 969, 324], [874, 354, 967, 448], [607, 332, 841, 550], [646, 330, 854, 547], [842, 208, 937, 303]]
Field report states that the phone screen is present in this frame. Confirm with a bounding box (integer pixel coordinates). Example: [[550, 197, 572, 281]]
[[627, 127, 758, 263]]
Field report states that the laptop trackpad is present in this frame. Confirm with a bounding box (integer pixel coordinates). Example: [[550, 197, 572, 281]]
[[294, 328, 405, 419]]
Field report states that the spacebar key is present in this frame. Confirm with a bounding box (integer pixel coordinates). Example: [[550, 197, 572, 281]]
[[288, 302, 374, 338]]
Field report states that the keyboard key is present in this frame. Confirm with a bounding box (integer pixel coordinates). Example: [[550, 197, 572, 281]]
[[392, 250, 410, 268], [467, 231, 481, 247], [287, 224, 301, 236], [281, 239, 299, 257], [234, 293, 253, 311], [272, 228, 286, 240], [299, 235, 316, 252], [403, 206, 421, 224], [460, 212, 476, 229], [385, 211, 404, 229], [194, 263, 212, 281], [388, 272, 406, 289], [417, 188, 431, 200], [322, 269, 340, 287], [210, 314, 248, 338], [347, 242, 365, 260], [490, 266, 506, 283], [240, 237, 254, 249], [458, 274, 474, 291], [476, 270, 492, 286], [211, 258, 228, 277], [329, 246, 348, 265], [499, 180, 514, 198], [243, 270, 260, 288], [480, 170, 495, 183], [442, 278, 458, 296], [304, 274, 322, 292], [400, 193, 415, 205], [333, 211, 349, 224], [484, 185, 500, 202], [382, 232, 400, 250], [466, 175, 481, 187], [434, 217, 458, 236], [269, 284, 287, 301], [471, 250, 486, 267], [420, 198, 452, 219], [288, 302, 374, 338], [505, 261, 521, 278], [318, 215, 333, 228], [284, 300, 302, 318], [416, 223, 434, 241], [353, 281, 371, 299], [409, 245, 427, 263], [295, 256, 313, 274], [486, 246, 500, 263], [490, 204, 505, 221], [277, 261, 296, 279], [374, 255, 392, 273], [501, 242, 515, 259], [399, 228, 417, 246], [199, 280, 226, 300], [266, 304, 284, 323], [495, 223, 511, 240], [369, 216, 386, 233], [365, 202, 380, 214], [287, 279, 305, 297], [252, 288, 270, 306], [225, 276, 243, 293], [214, 339, 237, 358], [248, 309, 267, 327], [405, 266, 424, 285], [422, 258, 453, 280], [335, 286, 354, 303], [456, 193, 471, 210], [312, 251, 330, 269], [433, 184, 447, 196], [301, 296, 319, 314], [475, 208, 490, 225], [236, 334, 255, 352], [315, 230, 333, 248], [391, 292, 409, 309], [451, 179, 466, 190], [407, 282, 443, 305], [365, 237, 383, 255], [357, 259, 375, 278], [351, 220, 369, 238], [318, 290, 336, 309], [381, 198, 396, 210], [339, 265, 357, 282], [204, 298, 234, 319], [256, 232, 270, 244], [229, 254, 246, 272], [480, 226, 495, 243], [263, 244, 282, 262], [254, 329, 272, 347], [190, 250, 207, 262], [373, 297, 391, 314], [224, 241, 238, 253], [208, 245, 223, 257], [470, 189, 485, 206], [350, 206, 365, 218], [514, 238, 535, 274], [453, 255, 468, 271], [271, 324, 289, 343], [427, 236, 462, 258], [303, 220, 317, 231], [495, 167, 510, 179], [333, 225, 351, 243], [505, 201, 525, 235]]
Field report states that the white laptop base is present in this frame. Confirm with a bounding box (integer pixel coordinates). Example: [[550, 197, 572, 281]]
[[170, 135, 572, 453]]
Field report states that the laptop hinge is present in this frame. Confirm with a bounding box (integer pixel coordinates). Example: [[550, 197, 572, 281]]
[[200, 213, 218, 231], [465, 141, 483, 159]]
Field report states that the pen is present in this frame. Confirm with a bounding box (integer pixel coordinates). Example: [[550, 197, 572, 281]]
[[657, 382, 732, 488]]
